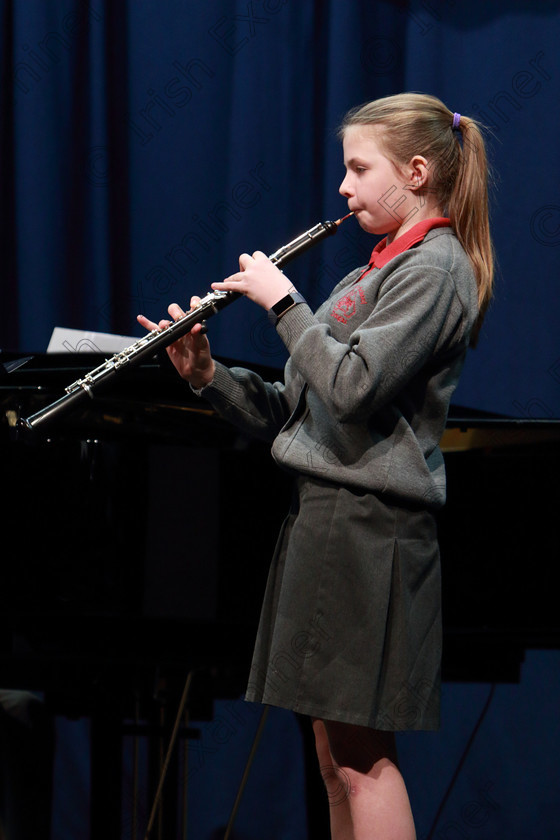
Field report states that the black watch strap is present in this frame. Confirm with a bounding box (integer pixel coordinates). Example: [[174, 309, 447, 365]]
[[267, 291, 306, 326]]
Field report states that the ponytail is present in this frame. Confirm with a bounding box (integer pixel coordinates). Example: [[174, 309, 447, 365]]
[[340, 94, 494, 345], [447, 115, 494, 344]]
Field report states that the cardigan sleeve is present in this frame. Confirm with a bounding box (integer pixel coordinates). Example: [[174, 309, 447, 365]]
[[275, 260, 472, 424], [199, 359, 299, 443]]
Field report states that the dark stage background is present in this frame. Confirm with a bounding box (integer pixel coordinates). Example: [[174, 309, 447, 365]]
[[1, 2, 560, 839]]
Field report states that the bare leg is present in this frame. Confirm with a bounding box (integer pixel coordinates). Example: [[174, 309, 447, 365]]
[[312, 718, 416, 840], [313, 718, 353, 839]]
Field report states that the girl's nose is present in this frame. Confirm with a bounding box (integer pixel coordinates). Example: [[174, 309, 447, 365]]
[[339, 174, 352, 197]]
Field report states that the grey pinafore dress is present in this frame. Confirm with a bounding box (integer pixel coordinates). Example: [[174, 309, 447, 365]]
[[244, 473, 442, 731]]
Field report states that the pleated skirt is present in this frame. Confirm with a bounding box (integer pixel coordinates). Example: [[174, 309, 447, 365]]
[[245, 475, 442, 731]]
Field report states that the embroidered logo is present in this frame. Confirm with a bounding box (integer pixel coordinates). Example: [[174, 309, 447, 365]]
[[331, 285, 367, 324]]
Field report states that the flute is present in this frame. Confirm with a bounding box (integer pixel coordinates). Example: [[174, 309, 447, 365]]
[[21, 213, 353, 431]]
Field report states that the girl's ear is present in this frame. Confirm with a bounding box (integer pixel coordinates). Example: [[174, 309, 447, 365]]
[[405, 155, 429, 190]]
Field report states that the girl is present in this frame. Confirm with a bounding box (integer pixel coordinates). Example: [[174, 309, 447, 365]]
[[138, 93, 493, 839]]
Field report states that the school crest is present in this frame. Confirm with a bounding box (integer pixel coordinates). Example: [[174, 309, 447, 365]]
[[331, 285, 367, 324]]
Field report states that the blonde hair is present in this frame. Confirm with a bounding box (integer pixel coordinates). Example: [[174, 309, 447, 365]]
[[339, 93, 494, 344]]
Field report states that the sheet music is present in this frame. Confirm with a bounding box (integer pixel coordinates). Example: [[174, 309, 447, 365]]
[[47, 327, 139, 354]]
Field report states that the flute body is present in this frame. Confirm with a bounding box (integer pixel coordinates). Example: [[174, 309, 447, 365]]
[[21, 216, 350, 431]]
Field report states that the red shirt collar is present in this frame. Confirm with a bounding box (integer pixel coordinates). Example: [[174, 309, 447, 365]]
[[368, 217, 452, 270]]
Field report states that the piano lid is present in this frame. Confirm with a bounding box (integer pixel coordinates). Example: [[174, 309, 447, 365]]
[[2, 352, 560, 449]]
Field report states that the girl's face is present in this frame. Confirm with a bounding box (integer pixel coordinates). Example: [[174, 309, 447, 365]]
[[339, 125, 421, 242]]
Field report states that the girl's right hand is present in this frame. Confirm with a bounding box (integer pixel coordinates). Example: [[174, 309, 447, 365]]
[[137, 298, 215, 389]]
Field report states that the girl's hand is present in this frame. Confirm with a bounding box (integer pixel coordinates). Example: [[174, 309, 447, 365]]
[[137, 299, 215, 388], [211, 251, 296, 311]]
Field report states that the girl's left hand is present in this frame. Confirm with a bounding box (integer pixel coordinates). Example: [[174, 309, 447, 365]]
[[211, 251, 296, 311]]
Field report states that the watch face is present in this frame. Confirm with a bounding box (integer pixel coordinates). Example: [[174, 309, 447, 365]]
[[269, 292, 304, 326], [273, 294, 295, 315]]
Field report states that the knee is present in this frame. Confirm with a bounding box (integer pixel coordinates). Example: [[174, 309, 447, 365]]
[[312, 720, 351, 803]]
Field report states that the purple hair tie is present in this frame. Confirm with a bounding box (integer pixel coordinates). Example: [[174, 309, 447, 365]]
[[452, 112, 461, 129]]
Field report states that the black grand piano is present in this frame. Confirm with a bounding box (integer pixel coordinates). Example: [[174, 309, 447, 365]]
[[1, 351, 559, 838]]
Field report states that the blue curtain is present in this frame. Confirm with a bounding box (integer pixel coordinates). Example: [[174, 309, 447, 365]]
[[2, 0, 560, 417], [2, 4, 560, 839]]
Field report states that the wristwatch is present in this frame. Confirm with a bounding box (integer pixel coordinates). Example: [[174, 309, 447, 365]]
[[267, 291, 306, 326]]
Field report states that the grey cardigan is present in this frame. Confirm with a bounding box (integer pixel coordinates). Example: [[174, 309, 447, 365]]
[[201, 227, 479, 509]]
